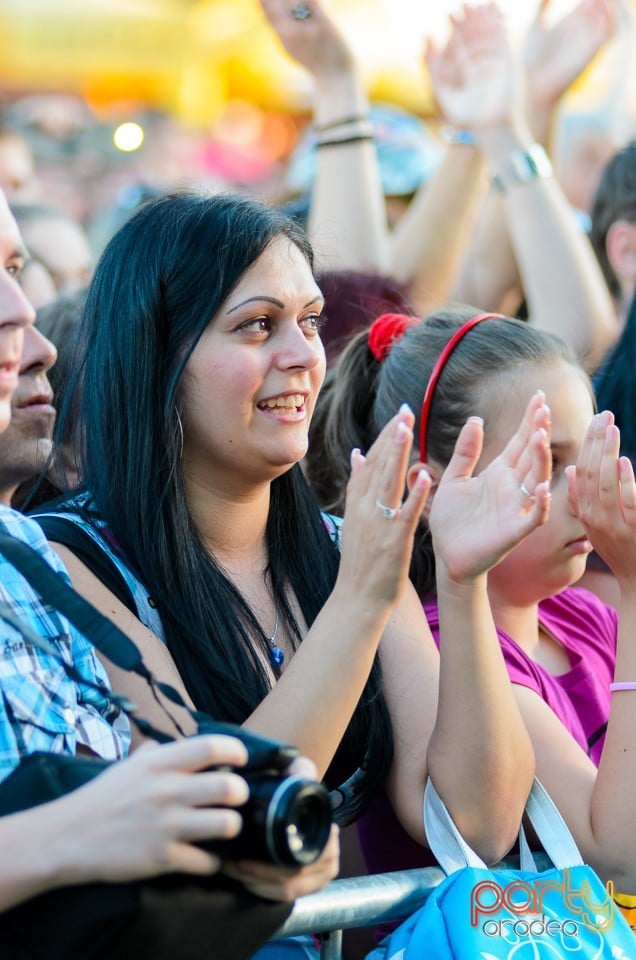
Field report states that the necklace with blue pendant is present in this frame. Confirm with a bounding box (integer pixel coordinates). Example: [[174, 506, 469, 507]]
[[265, 610, 284, 668]]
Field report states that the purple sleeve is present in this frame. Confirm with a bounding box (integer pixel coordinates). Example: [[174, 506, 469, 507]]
[[422, 601, 544, 694]]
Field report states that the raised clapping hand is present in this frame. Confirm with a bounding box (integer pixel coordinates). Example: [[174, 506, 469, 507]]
[[524, 0, 619, 110], [257, 0, 354, 81], [429, 390, 552, 583], [424, 2, 519, 132], [566, 410, 636, 587], [337, 404, 431, 609]]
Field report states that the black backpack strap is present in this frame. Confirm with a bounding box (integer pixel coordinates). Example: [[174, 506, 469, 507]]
[[33, 514, 137, 615], [0, 528, 213, 738]]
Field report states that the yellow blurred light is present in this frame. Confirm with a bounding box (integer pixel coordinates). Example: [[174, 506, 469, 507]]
[[113, 122, 145, 152]]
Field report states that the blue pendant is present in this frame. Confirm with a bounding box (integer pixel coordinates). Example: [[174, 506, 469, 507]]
[[269, 645, 285, 667]]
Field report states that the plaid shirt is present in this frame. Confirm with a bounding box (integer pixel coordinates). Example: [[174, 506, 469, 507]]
[[0, 506, 130, 782]]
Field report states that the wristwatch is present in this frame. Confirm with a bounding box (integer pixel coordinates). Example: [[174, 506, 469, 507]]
[[492, 143, 553, 191]]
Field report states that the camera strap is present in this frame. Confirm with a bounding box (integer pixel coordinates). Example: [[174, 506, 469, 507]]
[[0, 527, 217, 743]]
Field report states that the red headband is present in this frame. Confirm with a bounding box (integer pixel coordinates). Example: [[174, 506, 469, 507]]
[[418, 313, 503, 462], [368, 312, 419, 362]]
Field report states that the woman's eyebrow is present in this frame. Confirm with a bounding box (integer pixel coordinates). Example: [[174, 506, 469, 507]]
[[227, 296, 284, 314], [227, 294, 324, 314]]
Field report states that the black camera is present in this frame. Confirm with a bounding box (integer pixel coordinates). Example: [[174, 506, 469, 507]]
[[198, 720, 333, 867]]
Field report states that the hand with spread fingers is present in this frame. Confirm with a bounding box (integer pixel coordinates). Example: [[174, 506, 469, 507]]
[[567, 410, 636, 586], [336, 405, 431, 610], [425, 2, 518, 132], [524, 0, 619, 112], [429, 390, 552, 584]]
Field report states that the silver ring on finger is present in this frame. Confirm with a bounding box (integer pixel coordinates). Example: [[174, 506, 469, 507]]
[[375, 498, 398, 519], [520, 482, 536, 501], [290, 3, 312, 19]]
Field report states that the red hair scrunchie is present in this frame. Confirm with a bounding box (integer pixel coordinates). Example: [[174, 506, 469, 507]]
[[368, 313, 419, 362]]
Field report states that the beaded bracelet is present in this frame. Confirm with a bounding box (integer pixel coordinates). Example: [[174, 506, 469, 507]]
[[315, 134, 374, 149], [609, 681, 636, 692]]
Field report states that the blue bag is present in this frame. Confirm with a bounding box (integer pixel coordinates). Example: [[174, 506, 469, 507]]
[[370, 779, 635, 959]]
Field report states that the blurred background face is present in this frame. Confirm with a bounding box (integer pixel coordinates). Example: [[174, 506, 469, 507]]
[[16, 210, 92, 308], [0, 132, 38, 202]]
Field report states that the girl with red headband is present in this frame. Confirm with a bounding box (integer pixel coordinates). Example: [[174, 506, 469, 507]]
[[307, 306, 636, 900]]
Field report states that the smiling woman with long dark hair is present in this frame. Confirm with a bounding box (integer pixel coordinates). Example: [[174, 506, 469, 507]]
[[33, 193, 538, 956]]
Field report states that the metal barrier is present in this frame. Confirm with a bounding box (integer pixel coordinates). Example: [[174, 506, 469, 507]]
[[272, 865, 445, 960], [272, 854, 551, 959]]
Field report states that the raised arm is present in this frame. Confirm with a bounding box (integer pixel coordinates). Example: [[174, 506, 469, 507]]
[[387, 14, 488, 314], [455, 0, 618, 312], [450, 1, 616, 371], [381, 393, 552, 862], [258, 0, 387, 272], [524, 0, 620, 150]]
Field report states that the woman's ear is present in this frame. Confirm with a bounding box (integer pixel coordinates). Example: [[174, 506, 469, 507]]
[[407, 460, 441, 520]]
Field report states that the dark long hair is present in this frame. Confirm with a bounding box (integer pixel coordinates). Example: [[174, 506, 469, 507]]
[[594, 288, 636, 460], [55, 192, 390, 807], [308, 307, 579, 597]]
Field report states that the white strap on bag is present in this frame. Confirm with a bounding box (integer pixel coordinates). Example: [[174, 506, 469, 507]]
[[423, 777, 583, 876]]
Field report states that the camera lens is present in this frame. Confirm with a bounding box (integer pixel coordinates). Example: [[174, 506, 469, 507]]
[[267, 776, 332, 866]]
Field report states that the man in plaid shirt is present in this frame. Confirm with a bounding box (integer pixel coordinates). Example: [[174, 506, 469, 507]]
[[0, 503, 130, 780]]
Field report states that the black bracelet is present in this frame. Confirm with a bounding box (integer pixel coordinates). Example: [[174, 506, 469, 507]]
[[314, 114, 370, 133], [315, 134, 374, 149]]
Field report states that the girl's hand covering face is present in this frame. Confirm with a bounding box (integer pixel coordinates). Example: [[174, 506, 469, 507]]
[[430, 390, 553, 583], [337, 404, 431, 612], [566, 410, 636, 585]]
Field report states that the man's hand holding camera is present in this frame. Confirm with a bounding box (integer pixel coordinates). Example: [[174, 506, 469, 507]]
[[221, 756, 340, 902]]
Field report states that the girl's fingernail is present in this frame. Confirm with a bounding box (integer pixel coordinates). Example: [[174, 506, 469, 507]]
[[398, 403, 413, 416], [467, 415, 483, 426], [416, 469, 430, 486]]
